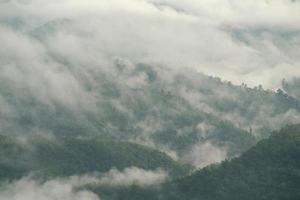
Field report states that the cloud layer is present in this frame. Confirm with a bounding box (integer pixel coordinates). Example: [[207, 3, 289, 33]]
[[97, 167, 168, 187], [1, 0, 300, 88], [0, 167, 167, 200], [183, 142, 228, 168], [0, 178, 99, 200]]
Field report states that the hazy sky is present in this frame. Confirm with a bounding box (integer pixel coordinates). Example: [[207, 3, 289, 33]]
[[0, 0, 300, 88]]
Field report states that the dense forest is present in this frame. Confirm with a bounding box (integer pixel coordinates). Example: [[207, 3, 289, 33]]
[[0, 124, 299, 200], [0, 135, 189, 181], [88, 124, 300, 200]]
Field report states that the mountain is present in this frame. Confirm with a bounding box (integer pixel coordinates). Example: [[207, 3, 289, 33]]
[[1, 3, 300, 200], [1, 17, 300, 164], [2, 56, 300, 167], [1, 18, 300, 166], [0, 135, 189, 181]]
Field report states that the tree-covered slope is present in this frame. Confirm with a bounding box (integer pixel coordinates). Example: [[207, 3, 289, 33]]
[[4, 60, 300, 167], [0, 135, 189, 181], [89, 124, 300, 200], [164, 124, 300, 200]]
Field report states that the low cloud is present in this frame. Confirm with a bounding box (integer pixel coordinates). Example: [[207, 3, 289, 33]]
[[56, 167, 168, 187], [1, 0, 300, 88], [0, 178, 100, 200], [97, 167, 168, 187], [183, 142, 227, 169], [0, 167, 168, 200]]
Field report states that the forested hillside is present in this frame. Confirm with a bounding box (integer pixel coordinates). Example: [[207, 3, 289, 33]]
[[1, 16, 300, 165], [1, 59, 300, 167], [88, 124, 300, 200], [0, 135, 189, 181], [165, 124, 300, 200], [1, 17, 300, 164], [0, 1, 300, 200]]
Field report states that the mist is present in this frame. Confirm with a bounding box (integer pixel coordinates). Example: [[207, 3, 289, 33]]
[[0, 177, 100, 200], [1, 0, 300, 87], [0, 1, 299, 195]]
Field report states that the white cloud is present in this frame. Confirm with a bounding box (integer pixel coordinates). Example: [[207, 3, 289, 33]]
[[183, 142, 227, 168], [0, 167, 168, 200], [1, 0, 299, 88], [97, 167, 168, 187], [0, 177, 100, 200]]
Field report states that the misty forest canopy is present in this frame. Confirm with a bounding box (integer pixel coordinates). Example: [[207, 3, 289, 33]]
[[87, 124, 300, 200], [0, 0, 300, 200], [0, 59, 299, 166]]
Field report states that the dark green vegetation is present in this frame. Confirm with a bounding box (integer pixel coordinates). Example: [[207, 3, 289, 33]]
[[1, 121, 299, 200], [165, 124, 300, 200], [89, 124, 300, 200], [0, 135, 189, 181]]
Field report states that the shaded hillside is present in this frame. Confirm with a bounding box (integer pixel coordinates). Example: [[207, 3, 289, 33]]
[[164, 124, 300, 200], [0, 135, 189, 181]]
